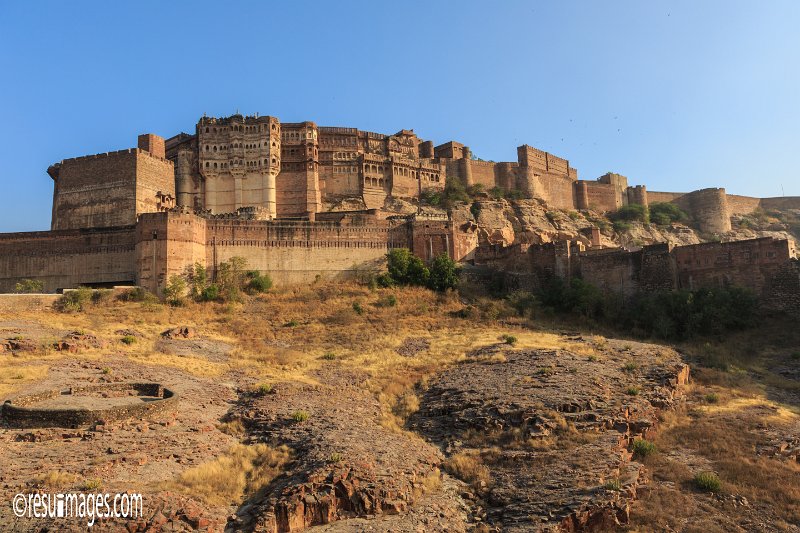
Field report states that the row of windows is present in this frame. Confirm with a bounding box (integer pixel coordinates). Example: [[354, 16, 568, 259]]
[[203, 124, 276, 134], [365, 178, 388, 188], [332, 152, 357, 160], [281, 131, 315, 140], [321, 136, 357, 146], [333, 166, 358, 173], [205, 142, 276, 152], [204, 158, 277, 169]]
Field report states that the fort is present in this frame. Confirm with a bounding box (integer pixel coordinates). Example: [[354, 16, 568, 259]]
[[0, 113, 799, 297]]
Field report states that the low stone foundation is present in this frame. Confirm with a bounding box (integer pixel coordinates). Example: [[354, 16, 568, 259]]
[[1, 382, 177, 429]]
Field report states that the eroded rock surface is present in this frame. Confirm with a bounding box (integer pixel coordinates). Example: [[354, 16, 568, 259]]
[[411, 339, 690, 532], [230, 367, 449, 532]]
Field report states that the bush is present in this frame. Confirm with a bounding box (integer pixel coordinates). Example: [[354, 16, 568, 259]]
[[632, 438, 656, 459], [612, 220, 632, 233], [625, 286, 758, 341], [246, 271, 273, 294], [385, 248, 430, 287], [163, 275, 187, 306], [694, 471, 721, 492], [604, 479, 622, 491], [200, 284, 220, 302], [609, 204, 649, 224], [121, 335, 136, 345], [291, 411, 309, 423], [255, 383, 273, 396], [352, 302, 364, 315], [427, 253, 460, 292], [650, 202, 688, 226], [14, 279, 44, 293], [501, 334, 517, 345], [55, 287, 93, 312], [704, 393, 720, 403], [119, 287, 157, 303], [537, 277, 606, 320]]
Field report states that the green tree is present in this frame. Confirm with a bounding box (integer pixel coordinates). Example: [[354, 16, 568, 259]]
[[649, 202, 688, 226], [609, 204, 649, 224], [216, 256, 248, 302], [186, 263, 208, 300], [245, 270, 273, 293], [385, 248, 430, 286], [163, 275, 187, 306], [427, 253, 460, 292]]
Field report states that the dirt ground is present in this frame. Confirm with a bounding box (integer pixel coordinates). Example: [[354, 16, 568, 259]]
[[0, 285, 798, 532]]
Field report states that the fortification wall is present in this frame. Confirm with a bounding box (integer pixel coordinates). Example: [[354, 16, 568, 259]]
[[673, 237, 791, 295], [135, 151, 175, 216], [581, 181, 621, 212], [726, 195, 800, 215], [672, 188, 731, 233], [51, 150, 138, 230], [578, 248, 642, 298], [205, 218, 407, 285], [468, 160, 498, 189], [0, 226, 137, 292], [647, 191, 685, 204], [538, 173, 576, 210]]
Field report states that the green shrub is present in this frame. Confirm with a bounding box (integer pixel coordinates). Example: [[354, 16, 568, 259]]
[[352, 302, 364, 315], [163, 274, 187, 306], [632, 438, 656, 459], [256, 383, 273, 396], [200, 284, 220, 302], [626, 386, 640, 396], [604, 478, 621, 491], [386, 248, 430, 287], [14, 279, 44, 293], [609, 204, 649, 224], [694, 471, 721, 492], [284, 319, 299, 328], [291, 410, 309, 423], [121, 335, 136, 345], [385, 294, 397, 307], [501, 334, 517, 345], [650, 202, 688, 225], [613, 220, 633, 233], [246, 271, 273, 293], [321, 352, 336, 361], [119, 287, 157, 303], [328, 452, 343, 463], [55, 287, 93, 312], [427, 253, 460, 292], [704, 393, 720, 403], [101, 367, 111, 375]]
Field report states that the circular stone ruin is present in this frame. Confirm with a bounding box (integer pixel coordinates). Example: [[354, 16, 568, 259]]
[[1, 383, 177, 428]]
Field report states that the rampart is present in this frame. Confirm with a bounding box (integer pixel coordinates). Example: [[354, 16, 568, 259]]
[[0, 226, 137, 293], [482, 237, 799, 313]]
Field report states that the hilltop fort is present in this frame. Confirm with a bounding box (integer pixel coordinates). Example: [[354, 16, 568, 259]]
[[0, 113, 798, 306]]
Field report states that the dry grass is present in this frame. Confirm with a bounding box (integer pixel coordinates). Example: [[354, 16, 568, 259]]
[[31, 470, 77, 489], [443, 451, 491, 489], [174, 443, 292, 506]]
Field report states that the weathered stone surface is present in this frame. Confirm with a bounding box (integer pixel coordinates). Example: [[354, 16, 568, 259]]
[[411, 338, 689, 532], [231, 367, 444, 532]]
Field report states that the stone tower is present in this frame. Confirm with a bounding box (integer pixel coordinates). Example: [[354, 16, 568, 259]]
[[195, 114, 280, 218]]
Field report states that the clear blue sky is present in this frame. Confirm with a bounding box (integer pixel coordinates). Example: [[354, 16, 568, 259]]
[[0, 1, 798, 231]]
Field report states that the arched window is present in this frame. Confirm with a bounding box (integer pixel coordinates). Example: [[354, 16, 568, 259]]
[[205, 162, 209, 168]]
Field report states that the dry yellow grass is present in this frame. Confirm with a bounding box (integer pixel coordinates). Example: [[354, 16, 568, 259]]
[[31, 470, 77, 489], [0, 364, 49, 398], [174, 443, 292, 506], [443, 451, 490, 489]]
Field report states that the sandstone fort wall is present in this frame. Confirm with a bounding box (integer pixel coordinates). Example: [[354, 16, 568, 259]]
[[0, 226, 137, 292]]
